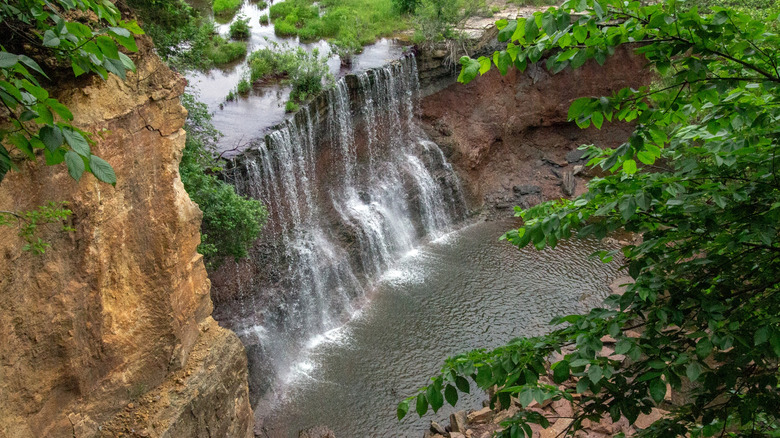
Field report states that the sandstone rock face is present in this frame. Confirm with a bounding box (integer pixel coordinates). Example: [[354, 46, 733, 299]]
[[0, 38, 252, 438], [419, 46, 653, 214]]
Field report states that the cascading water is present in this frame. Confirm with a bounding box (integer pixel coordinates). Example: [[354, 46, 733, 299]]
[[217, 54, 467, 405]]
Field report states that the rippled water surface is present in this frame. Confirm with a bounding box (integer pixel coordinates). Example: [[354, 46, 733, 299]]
[[257, 219, 620, 437]]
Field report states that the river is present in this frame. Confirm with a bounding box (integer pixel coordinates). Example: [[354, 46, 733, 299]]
[[256, 219, 620, 437]]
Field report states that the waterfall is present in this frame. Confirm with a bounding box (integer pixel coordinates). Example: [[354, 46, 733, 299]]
[[220, 54, 467, 402]]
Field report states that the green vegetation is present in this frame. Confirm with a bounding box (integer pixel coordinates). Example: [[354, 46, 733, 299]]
[[213, 0, 243, 17], [253, 0, 269, 8], [259, 14, 270, 24], [230, 15, 252, 39], [285, 101, 300, 112], [236, 77, 252, 95], [179, 94, 267, 267], [243, 44, 332, 105], [269, 0, 406, 45], [0, 202, 74, 254], [402, 0, 780, 436], [394, 0, 489, 44], [507, 0, 558, 6], [125, 0, 245, 69], [0, 0, 142, 185]]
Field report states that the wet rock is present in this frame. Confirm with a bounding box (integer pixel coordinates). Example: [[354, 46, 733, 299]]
[[561, 171, 576, 197], [430, 421, 448, 435], [450, 411, 468, 433], [512, 185, 542, 195], [467, 407, 493, 424], [635, 408, 668, 429], [299, 425, 336, 438], [566, 148, 586, 163]]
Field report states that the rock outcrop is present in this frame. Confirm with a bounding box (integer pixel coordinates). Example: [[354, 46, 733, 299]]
[[419, 45, 653, 214], [0, 36, 253, 437]]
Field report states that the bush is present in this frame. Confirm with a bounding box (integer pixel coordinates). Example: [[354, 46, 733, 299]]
[[236, 77, 252, 95], [259, 14, 270, 24], [213, 0, 242, 15], [229, 15, 252, 39], [285, 101, 300, 112], [179, 94, 267, 268], [274, 19, 298, 36], [253, 0, 268, 7], [204, 37, 247, 65], [247, 43, 332, 104]]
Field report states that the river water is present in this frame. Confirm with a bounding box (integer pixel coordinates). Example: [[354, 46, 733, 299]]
[[256, 219, 620, 437]]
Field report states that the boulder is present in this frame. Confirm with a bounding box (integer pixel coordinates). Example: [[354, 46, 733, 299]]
[[450, 410, 468, 432], [430, 420, 448, 435], [467, 407, 493, 424]]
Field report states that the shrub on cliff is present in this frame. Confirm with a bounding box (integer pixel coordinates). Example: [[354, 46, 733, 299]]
[[401, 0, 780, 436], [179, 94, 268, 268]]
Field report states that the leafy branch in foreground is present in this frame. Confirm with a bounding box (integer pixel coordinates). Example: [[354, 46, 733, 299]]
[[1, 0, 144, 185], [401, 0, 780, 436]]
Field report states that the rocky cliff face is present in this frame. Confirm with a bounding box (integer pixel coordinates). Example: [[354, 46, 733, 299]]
[[418, 46, 653, 214], [0, 38, 253, 438]]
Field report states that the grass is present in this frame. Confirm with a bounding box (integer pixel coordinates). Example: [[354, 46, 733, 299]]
[[213, 0, 242, 16], [259, 14, 269, 24], [268, 0, 407, 45], [205, 36, 247, 64], [230, 15, 252, 39]]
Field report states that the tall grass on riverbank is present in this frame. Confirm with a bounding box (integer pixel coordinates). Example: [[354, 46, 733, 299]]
[[268, 0, 407, 45]]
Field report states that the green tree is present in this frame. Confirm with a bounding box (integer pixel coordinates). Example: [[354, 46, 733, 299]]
[[179, 94, 268, 268], [400, 0, 780, 436]]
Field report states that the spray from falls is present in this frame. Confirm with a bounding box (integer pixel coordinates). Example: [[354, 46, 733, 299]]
[[219, 54, 467, 403]]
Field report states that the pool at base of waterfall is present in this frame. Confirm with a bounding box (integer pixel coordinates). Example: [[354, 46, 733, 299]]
[[255, 218, 620, 437]]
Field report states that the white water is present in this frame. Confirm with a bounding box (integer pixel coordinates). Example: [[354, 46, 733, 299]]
[[221, 54, 467, 403]]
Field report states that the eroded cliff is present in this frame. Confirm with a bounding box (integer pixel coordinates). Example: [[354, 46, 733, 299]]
[[419, 46, 653, 214], [0, 37, 253, 438]]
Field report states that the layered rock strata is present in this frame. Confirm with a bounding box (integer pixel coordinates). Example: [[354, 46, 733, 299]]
[[0, 37, 252, 437], [418, 45, 653, 214]]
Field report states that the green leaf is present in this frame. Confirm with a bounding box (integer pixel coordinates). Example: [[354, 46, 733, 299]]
[[96, 35, 119, 59], [649, 377, 666, 403], [524, 15, 539, 42], [686, 362, 703, 382], [0, 52, 19, 68], [696, 338, 713, 358], [623, 159, 637, 174], [63, 128, 91, 157], [46, 98, 73, 121], [444, 384, 458, 406], [498, 20, 517, 42], [458, 57, 481, 84], [591, 111, 604, 129], [65, 150, 85, 180], [587, 364, 603, 383], [455, 375, 470, 394], [43, 29, 61, 47], [754, 326, 769, 345], [427, 384, 444, 413], [552, 360, 570, 384], [39, 125, 63, 153], [568, 97, 591, 121], [415, 393, 428, 417], [397, 400, 410, 420], [89, 155, 116, 185], [0, 144, 11, 182]]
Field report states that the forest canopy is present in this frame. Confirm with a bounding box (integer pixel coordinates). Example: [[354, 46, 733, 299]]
[[400, 0, 780, 436]]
